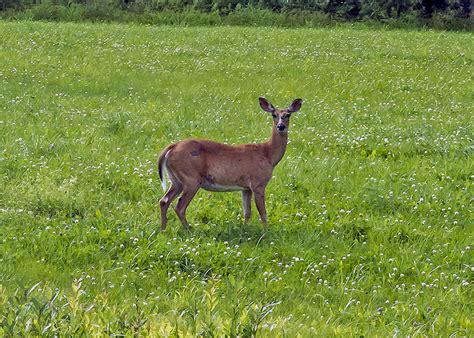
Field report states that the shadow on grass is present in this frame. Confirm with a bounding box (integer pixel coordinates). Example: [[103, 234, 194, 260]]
[[173, 221, 278, 246]]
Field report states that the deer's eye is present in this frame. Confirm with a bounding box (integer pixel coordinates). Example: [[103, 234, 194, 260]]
[[272, 113, 277, 118]]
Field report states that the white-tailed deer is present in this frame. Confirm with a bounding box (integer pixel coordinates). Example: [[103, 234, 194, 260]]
[[158, 97, 302, 230]]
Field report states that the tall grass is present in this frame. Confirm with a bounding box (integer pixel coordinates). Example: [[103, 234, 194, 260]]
[[0, 21, 473, 335], [1, 4, 473, 31]]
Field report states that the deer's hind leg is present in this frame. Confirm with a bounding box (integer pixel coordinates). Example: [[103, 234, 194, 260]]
[[159, 171, 183, 231], [174, 181, 200, 229]]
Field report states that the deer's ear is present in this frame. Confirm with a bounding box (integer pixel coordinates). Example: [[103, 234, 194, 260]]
[[259, 97, 275, 113], [288, 98, 302, 113]]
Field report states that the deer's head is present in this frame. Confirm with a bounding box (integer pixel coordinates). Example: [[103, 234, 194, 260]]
[[259, 97, 303, 135]]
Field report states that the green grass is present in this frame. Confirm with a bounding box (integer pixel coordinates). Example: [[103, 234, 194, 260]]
[[0, 21, 473, 335]]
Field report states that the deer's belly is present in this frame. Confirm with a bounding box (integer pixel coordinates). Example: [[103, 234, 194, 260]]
[[201, 182, 245, 192]]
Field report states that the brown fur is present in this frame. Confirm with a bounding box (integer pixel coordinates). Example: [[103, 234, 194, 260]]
[[158, 97, 302, 230]]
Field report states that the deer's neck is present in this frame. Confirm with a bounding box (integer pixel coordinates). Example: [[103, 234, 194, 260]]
[[266, 127, 288, 168]]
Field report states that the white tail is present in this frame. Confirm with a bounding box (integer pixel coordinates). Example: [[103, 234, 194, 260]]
[[160, 160, 167, 192], [158, 145, 175, 193], [157, 97, 303, 230]]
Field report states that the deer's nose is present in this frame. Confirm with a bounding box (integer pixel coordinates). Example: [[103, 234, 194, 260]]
[[277, 123, 286, 131]]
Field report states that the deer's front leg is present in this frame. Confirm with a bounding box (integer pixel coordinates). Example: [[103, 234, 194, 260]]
[[252, 187, 267, 225], [242, 190, 252, 223]]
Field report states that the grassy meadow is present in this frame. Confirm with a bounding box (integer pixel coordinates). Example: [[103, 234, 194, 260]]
[[0, 21, 473, 335]]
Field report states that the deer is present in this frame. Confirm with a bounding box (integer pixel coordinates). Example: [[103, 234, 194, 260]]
[[157, 97, 303, 230]]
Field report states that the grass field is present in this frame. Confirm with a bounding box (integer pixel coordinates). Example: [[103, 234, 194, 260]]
[[0, 21, 473, 335]]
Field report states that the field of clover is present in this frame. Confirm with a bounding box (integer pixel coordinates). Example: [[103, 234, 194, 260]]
[[0, 21, 472, 335]]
